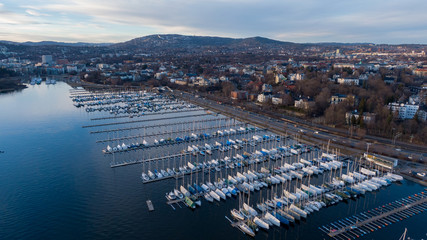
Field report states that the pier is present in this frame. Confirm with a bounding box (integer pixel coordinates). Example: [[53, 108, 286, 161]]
[[82, 113, 213, 128], [90, 108, 204, 121], [96, 123, 246, 143], [89, 117, 231, 134], [324, 192, 426, 239]]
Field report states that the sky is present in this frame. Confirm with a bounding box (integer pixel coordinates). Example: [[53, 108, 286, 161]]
[[0, 0, 426, 44]]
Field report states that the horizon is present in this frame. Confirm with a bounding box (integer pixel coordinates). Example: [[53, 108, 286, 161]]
[[1, 33, 426, 46], [1, 0, 427, 44]]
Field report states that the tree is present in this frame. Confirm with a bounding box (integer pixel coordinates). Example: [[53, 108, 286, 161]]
[[221, 81, 235, 97], [351, 115, 357, 125], [314, 87, 331, 115]]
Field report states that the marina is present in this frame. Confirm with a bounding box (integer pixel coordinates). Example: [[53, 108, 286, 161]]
[[69, 86, 427, 239], [1, 82, 424, 240]]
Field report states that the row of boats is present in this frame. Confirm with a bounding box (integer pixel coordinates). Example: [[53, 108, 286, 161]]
[[30, 77, 56, 85], [163, 149, 334, 207], [229, 172, 403, 237], [103, 128, 266, 154], [141, 141, 315, 183]]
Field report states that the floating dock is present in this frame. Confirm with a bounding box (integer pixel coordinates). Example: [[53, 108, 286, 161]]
[[146, 200, 154, 211], [82, 113, 213, 128], [322, 191, 426, 239], [90, 108, 204, 121], [89, 117, 231, 134]]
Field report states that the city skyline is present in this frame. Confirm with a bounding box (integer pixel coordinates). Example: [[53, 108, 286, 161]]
[[0, 0, 426, 44]]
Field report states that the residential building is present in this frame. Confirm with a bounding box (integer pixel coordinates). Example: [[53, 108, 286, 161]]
[[294, 98, 315, 110], [330, 94, 348, 104], [42, 55, 53, 64], [257, 93, 271, 103], [262, 84, 273, 93], [345, 110, 376, 124], [388, 102, 419, 119], [231, 91, 248, 100], [272, 96, 283, 105], [337, 78, 359, 85]]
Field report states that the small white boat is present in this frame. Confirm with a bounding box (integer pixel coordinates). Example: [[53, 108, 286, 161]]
[[231, 209, 245, 221], [166, 191, 176, 200], [237, 222, 255, 237], [209, 190, 221, 201], [254, 216, 269, 230], [215, 189, 226, 200], [243, 203, 258, 216], [265, 212, 280, 227], [180, 185, 190, 197], [204, 193, 214, 202], [174, 189, 184, 199]]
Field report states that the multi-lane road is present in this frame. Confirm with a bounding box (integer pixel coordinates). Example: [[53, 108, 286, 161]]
[[174, 90, 426, 163]]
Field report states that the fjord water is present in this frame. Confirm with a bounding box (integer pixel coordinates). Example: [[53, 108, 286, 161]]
[[0, 82, 426, 239]]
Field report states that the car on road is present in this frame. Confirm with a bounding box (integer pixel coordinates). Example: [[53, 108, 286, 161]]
[[314, 131, 319, 134]]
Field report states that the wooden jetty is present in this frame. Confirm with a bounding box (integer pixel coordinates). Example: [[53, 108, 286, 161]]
[[89, 117, 231, 134], [96, 123, 246, 143], [90, 108, 204, 121], [82, 113, 213, 128], [327, 192, 426, 238]]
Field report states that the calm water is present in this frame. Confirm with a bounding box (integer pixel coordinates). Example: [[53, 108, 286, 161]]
[[0, 82, 426, 240]]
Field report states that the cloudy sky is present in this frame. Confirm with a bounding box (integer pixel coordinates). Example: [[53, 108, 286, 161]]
[[0, 0, 426, 44]]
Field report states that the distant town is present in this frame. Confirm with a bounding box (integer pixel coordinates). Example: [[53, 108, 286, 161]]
[[1, 34, 426, 145]]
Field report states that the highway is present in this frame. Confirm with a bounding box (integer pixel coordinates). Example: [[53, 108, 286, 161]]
[[173, 90, 426, 163]]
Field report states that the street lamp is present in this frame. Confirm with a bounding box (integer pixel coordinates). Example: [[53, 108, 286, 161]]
[[366, 142, 372, 155]]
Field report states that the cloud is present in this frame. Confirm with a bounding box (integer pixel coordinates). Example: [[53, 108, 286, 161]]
[[0, 0, 426, 43], [25, 9, 48, 16]]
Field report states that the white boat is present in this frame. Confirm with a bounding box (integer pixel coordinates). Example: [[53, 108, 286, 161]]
[[106, 145, 112, 152], [254, 216, 269, 230], [204, 193, 214, 202], [231, 209, 245, 221], [147, 170, 155, 179], [209, 190, 221, 201], [243, 203, 258, 216], [180, 185, 190, 197], [222, 188, 231, 198], [141, 173, 150, 181], [386, 172, 403, 181], [174, 189, 184, 198], [265, 212, 280, 227], [161, 169, 168, 177], [166, 191, 176, 200], [237, 222, 255, 237], [215, 189, 226, 200], [201, 184, 210, 192], [121, 143, 128, 150], [207, 182, 216, 190], [187, 162, 196, 170], [290, 204, 307, 218]]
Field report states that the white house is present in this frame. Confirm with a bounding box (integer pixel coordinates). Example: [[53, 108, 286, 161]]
[[388, 103, 419, 119]]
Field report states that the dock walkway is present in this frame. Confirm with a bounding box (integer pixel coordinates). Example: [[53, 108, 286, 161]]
[[327, 192, 426, 238]]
